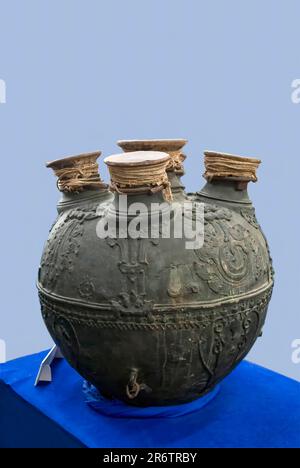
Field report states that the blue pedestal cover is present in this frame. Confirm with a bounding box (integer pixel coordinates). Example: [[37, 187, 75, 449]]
[[0, 350, 300, 448], [82, 380, 220, 419]]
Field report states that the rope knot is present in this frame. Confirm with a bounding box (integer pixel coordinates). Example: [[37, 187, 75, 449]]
[[46, 151, 107, 193], [105, 151, 173, 202], [204, 151, 261, 183]]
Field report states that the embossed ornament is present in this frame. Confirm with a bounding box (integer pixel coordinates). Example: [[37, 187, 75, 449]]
[[38, 148, 274, 406]]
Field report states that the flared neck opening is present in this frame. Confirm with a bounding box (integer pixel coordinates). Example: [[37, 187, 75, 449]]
[[203, 151, 261, 184], [46, 151, 108, 194], [105, 151, 173, 202], [117, 139, 187, 175]]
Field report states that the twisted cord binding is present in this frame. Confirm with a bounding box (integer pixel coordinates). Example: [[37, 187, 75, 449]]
[[107, 157, 173, 202], [204, 152, 261, 182], [54, 161, 107, 192], [167, 150, 186, 174]]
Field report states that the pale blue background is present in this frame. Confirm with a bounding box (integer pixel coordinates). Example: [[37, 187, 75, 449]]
[[0, 0, 299, 381]]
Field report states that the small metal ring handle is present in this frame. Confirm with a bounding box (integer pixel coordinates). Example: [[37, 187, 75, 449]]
[[126, 369, 141, 400]]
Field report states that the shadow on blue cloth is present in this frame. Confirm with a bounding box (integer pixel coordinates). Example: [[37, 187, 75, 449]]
[[83, 380, 220, 419], [1, 351, 300, 448]]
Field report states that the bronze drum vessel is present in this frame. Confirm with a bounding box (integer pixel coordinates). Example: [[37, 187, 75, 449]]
[[38, 145, 274, 406]]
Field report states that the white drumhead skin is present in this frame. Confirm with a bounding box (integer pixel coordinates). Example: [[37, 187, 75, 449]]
[[104, 151, 170, 166]]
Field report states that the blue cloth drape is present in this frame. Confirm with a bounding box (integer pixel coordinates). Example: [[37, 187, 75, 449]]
[[82, 380, 220, 419], [0, 350, 300, 448]]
